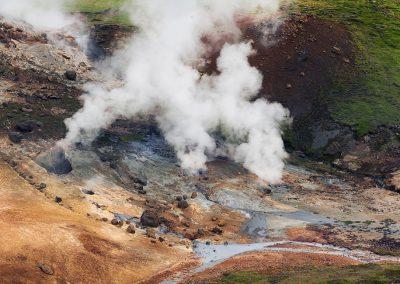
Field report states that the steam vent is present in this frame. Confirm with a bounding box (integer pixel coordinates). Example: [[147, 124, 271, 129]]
[[35, 147, 72, 175]]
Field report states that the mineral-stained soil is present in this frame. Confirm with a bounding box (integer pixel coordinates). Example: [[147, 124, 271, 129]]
[[0, 14, 399, 283]]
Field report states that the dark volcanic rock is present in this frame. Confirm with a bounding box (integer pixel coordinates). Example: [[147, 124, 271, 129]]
[[15, 121, 36, 133], [177, 200, 189, 209], [65, 70, 77, 81], [82, 189, 95, 195], [35, 147, 72, 175], [140, 210, 160, 228], [8, 131, 23, 143]]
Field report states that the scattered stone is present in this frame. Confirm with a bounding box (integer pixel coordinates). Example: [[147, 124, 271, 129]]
[[21, 107, 33, 113], [8, 131, 23, 143], [331, 46, 342, 55], [36, 182, 47, 191], [140, 210, 160, 227], [37, 262, 53, 275], [111, 218, 123, 227], [300, 71, 305, 77], [35, 147, 72, 175], [183, 195, 187, 200], [55, 196, 62, 203], [158, 237, 165, 242], [196, 228, 205, 238], [211, 216, 218, 222], [211, 227, 223, 235], [146, 228, 156, 239], [177, 200, 189, 209], [176, 196, 182, 201], [286, 83, 292, 89], [191, 192, 198, 199], [343, 57, 350, 64], [65, 70, 77, 81], [15, 121, 35, 133], [82, 189, 95, 195], [138, 189, 147, 195], [126, 224, 136, 234], [184, 231, 197, 240]]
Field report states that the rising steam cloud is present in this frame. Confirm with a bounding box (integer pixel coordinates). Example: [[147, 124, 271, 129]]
[[0, 0, 73, 30], [62, 0, 290, 182], [8, 0, 288, 182]]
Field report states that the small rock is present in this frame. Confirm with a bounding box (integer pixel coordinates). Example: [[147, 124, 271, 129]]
[[65, 70, 77, 81], [8, 131, 23, 143], [158, 237, 165, 242], [177, 200, 189, 209], [138, 189, 147, 195], [331, 46, 342, 55], [196, 228, 205, 238], [191, 192, 198, 199], [176, 196, 183, 201], [286, 83, 292, 89], [15, 121, 35, 133], [111, 219, 123, 227], [36, 183, 47, 191], [211, 216, 218, 222], [182, 195, 187, 200], [55, 196, 62, 203], [211, 227, 223, 235], [140, 210, 160, 227], [146, 228, 156, 239], [300, 71, 305, 77], [343, 57, 350, 64], [82, 189, 95, 195], [37, 262, 53, 275], [126, 224, 136, 234], [21, 107, 33, 113]]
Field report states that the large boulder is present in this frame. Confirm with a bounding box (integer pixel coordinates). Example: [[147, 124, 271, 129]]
[[35, 147, 72, 175]]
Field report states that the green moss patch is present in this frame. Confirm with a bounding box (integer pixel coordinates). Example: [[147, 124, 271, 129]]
[[298, 0, 400, 135]]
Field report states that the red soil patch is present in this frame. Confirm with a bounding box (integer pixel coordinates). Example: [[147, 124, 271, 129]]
[[184, 250, 360, 283]]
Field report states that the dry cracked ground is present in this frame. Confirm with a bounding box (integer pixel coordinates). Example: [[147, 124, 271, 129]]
[[0, 14, 400, 284]]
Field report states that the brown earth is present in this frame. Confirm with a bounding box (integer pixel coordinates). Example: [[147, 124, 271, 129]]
[[247, 14, 355, 119], [183, 250, 360, 283], [0, 160, 198, 283]]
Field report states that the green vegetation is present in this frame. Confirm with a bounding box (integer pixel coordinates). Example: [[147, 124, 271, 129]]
[[298, 0, 400, 135], [219, 264, 400, 283], [67, 0, 131, 25]]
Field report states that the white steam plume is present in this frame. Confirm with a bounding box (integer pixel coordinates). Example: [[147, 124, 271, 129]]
[[0, 0, 88, 49], [0, 0, 73, 30], [62, 0, 290, 183]]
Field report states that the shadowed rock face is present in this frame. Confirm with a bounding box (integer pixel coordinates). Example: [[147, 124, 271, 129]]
[[35, 147, 72, 175]]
